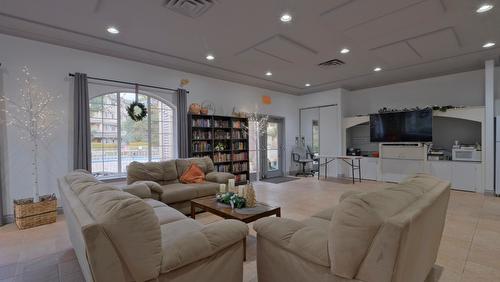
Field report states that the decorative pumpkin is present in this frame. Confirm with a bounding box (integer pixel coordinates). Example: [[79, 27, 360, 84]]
[[189, 103, 201, 114]]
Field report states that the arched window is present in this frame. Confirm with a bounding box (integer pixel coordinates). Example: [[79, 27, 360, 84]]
[[90, 92, 175, 178]]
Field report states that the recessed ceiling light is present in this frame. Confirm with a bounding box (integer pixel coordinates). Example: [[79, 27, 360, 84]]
[[483, 42, 496, 48], [476, 4, 494, 13], [206, 54, 215, 61], [305, 83, 311, 87], [340, 48, 350, 54], [280, 13, 292, 23], [265, 71, 273, 76], [374, 67, 382, 72], [106, 26, 119, 34]]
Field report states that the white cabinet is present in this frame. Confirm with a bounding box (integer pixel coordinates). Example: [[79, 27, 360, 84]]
[[428, 161, 481, 192], [428, 161, 452, 182]]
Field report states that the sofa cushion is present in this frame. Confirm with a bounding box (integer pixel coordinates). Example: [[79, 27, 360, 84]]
[[176, 157, 215, 176], [73, 178, 162, 282], [160, 219, 248, 273], [158, 183, 219, 204], [205, 171, 235, 184], [143, 199, 187, 225], [328, 176, 438, 279], [311, 207, 335, 221], [179, 164, 206, 184], [127, 160, 178, 185]]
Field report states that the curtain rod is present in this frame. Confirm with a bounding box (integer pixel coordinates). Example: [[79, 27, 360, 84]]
[[68, 73, 188, 93]]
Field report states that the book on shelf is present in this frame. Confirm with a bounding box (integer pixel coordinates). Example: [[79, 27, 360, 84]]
[[192, 118, 211, 127]]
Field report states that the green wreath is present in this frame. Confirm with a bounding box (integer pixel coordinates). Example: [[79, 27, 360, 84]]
[[127, 101, 148, 122]]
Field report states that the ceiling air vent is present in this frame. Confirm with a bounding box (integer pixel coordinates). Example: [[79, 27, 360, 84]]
[[164, 0, 216, 18], [318, 59, 345, 67]]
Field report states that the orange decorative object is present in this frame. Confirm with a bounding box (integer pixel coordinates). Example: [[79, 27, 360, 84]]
[[180, 164, 205, 183], [189, 103, 201, 114], [262, 95, 272, 105]]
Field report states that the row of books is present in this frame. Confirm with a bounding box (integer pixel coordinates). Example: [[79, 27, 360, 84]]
[[213, 152, 231, 163], [214, 120, 230, 128], [232, 130, 247, 139], [214, 130, 231, 139], [192, 141, 212, 152], [192, 118, 211, 127], [233, 142, 247, 150], [215, 164, 231, 173], [192, 130, 212, 140], [232, 152, 248, 161], [232, 162, 248, 173]]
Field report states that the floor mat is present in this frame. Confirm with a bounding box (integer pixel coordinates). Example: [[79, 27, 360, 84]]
[[260, 177, 299, 184]]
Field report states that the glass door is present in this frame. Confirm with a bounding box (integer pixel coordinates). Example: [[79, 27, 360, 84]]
[[261, 118, 284, 178]]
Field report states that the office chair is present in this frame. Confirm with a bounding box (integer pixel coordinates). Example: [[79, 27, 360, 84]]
[[292, 146, 314, 177]]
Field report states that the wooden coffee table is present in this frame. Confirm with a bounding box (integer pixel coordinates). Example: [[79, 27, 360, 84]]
[[190, 196, 281, 260]]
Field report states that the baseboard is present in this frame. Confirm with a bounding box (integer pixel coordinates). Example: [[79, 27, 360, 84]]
[[1, 207, 64, 225]]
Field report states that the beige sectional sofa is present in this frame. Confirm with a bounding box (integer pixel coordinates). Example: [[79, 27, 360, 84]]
[[58, 170, 248, 282], [254, 174, 450, 282], [127, 157, 234, 214]]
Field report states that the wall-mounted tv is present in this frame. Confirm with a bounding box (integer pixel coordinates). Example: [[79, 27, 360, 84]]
[[370, 109, 432, 142]]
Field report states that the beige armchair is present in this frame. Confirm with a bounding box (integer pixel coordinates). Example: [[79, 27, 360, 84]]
[[254, 174, 450, 282]]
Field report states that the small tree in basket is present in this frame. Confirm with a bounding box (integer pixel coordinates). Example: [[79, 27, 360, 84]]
[[0, 67, 61, 202]]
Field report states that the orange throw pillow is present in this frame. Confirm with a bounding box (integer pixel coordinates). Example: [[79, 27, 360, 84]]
[[180, 164, 205, 184]]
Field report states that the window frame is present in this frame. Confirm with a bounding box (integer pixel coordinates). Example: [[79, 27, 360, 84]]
[[89, 89, 177, 180]]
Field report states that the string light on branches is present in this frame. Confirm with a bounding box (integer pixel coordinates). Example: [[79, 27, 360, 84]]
[[0, 67, 62, 202]]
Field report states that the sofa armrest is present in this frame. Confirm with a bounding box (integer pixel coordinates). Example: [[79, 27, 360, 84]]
[[254, 217, 330, 267], [206, 172, 235, 184], [201, 219, 249, 253], [122, 183, 151, 199], [131, 180, 163, 194]]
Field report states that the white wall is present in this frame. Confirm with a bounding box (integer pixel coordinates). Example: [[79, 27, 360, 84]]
[[343, 70, 485, 117], [0, 34, 299, 215]]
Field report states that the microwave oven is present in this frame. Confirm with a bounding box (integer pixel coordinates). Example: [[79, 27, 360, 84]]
[[452, 149, 481, 162]]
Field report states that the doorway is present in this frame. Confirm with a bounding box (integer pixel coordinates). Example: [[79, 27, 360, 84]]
[[261, 117, 284, 179]]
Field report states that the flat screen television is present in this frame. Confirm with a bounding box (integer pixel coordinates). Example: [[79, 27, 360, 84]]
[[370, 109, 432, 142]]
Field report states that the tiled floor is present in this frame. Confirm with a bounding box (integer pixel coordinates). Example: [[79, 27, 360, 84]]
[[1, 177, 500, 282]]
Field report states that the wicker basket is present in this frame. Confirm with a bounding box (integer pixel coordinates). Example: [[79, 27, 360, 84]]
[[14, 198, 57, 229]]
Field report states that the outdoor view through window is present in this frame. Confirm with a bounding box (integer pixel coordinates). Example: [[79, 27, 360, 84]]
[[90, 92, 175, 178]]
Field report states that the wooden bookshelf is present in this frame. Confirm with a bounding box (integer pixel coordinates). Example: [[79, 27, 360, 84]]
[[188, 114, 250, 185]]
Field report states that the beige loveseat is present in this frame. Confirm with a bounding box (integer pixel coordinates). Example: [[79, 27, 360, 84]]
[[127, 157, 234, 214], [58, 170, 248, 282], [254, 174, 450, 282]]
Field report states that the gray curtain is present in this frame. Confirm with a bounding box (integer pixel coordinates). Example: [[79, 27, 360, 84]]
[[177, 88, 189, 158], [73, 73, 91, 171]]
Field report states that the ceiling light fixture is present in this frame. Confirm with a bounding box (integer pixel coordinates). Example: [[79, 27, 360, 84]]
[[305, 83, 311, 87], [106, 26, 120, 34], [265, 71, 273, 76], [374, 67, 382, 72], [280, 13, 292, 23], [340, 48, 350, 54], [206, 54, 215, 61], [483, 42, 496, 48], [476, 4, 494, 13]]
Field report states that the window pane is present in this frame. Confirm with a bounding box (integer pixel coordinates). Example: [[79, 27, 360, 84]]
[[90, 93, 119, 177], [90, 92, 175, 178]]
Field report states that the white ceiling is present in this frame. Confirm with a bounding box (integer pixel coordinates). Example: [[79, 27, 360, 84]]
[[0, 0, 499, 95]]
